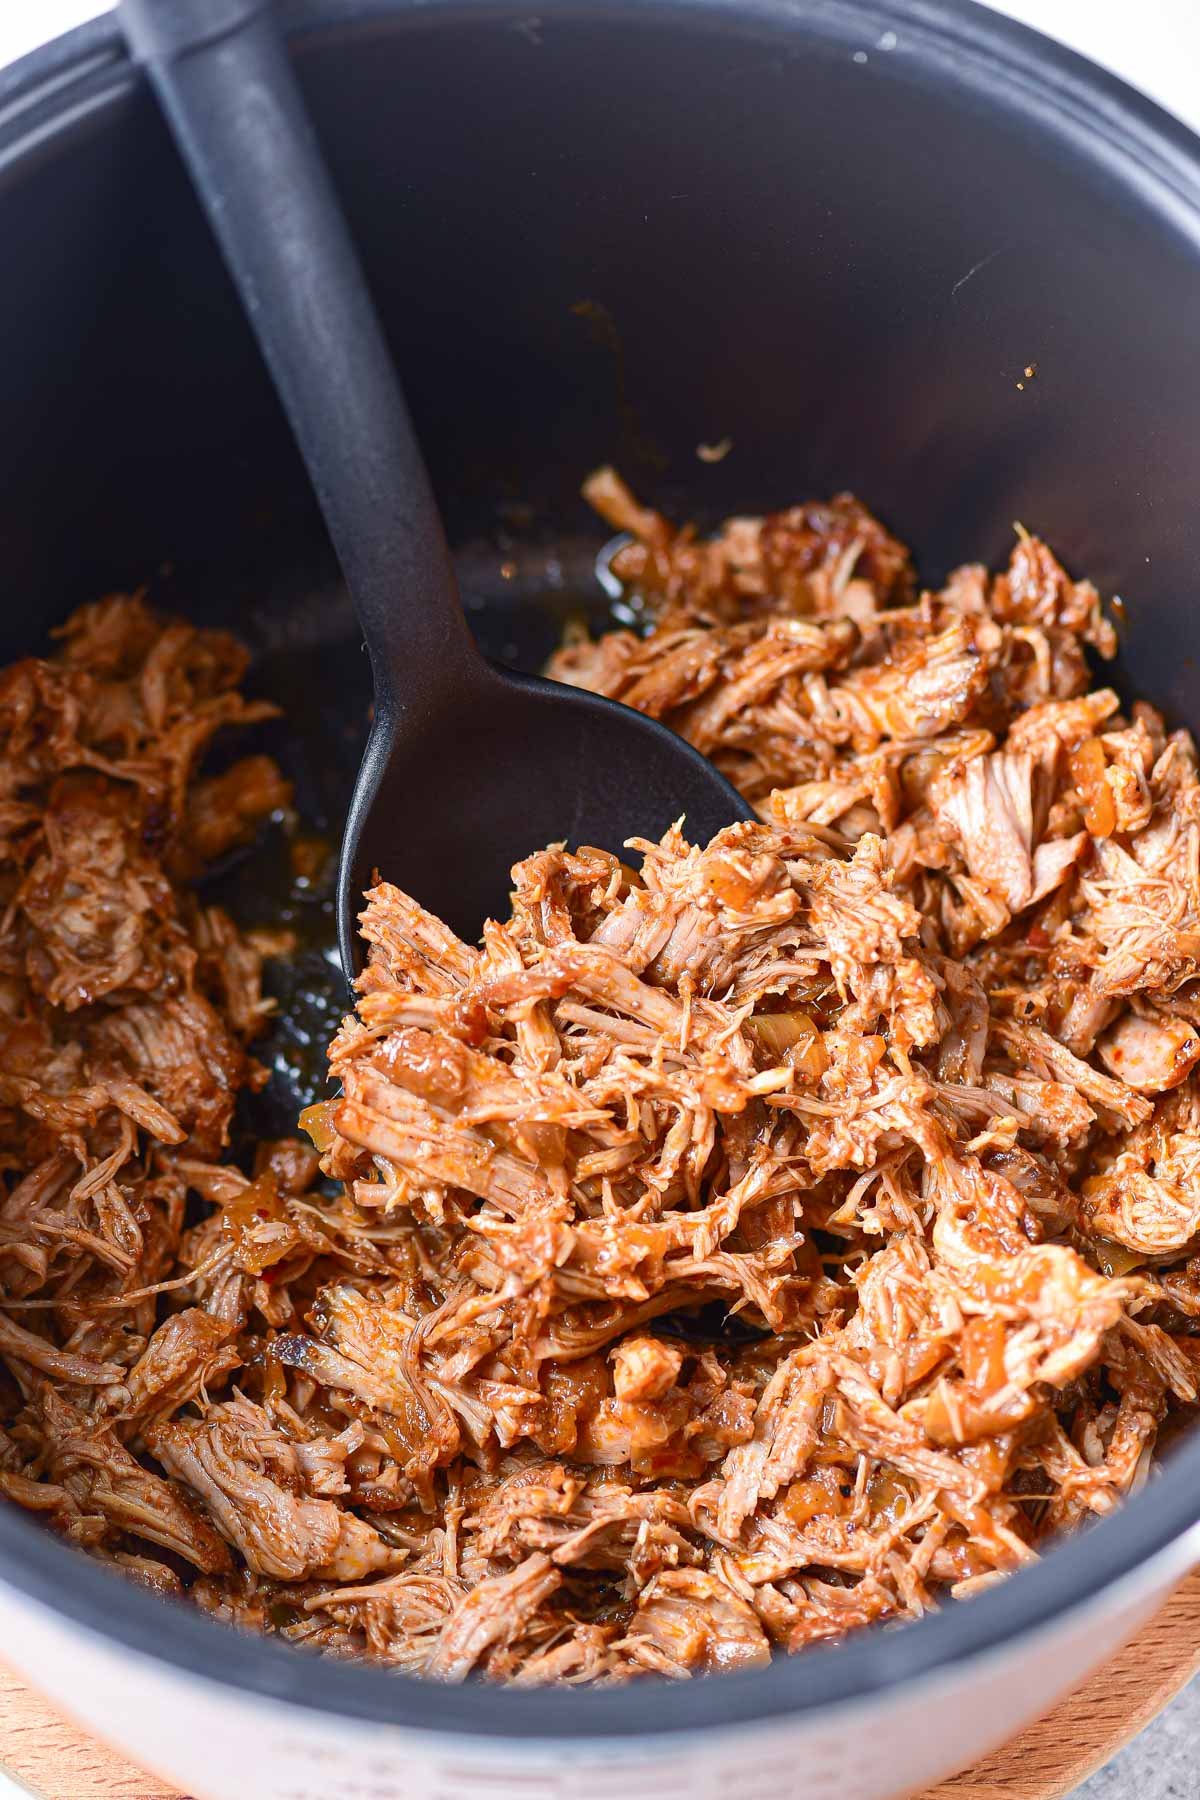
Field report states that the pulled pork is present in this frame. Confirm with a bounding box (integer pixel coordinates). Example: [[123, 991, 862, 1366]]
[[2, 484, 1196, 1684]]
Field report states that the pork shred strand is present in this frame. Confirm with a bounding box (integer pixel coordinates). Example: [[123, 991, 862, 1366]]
[[2, 484, 1197, 1684]]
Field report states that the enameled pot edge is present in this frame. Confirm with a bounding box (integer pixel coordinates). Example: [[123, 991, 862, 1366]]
[[2, 1524, 1196, 1799]]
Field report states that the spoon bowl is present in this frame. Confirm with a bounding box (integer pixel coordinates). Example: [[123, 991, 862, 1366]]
[[339, 657, 753, 967]]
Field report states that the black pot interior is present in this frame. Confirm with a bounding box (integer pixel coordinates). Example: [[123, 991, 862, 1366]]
[[4, 0, 1200, 693], [2, 0, 1200, 1739]]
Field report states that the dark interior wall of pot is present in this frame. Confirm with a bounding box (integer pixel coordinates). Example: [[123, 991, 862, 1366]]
[[0, 80, 298, 642], [0, 5, 1198, 721]]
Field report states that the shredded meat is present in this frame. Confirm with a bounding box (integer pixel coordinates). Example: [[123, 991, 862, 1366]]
[[1, 485, 1195, 1686]]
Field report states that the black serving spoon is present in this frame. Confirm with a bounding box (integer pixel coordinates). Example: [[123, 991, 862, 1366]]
[[118, 0, 751, 975]]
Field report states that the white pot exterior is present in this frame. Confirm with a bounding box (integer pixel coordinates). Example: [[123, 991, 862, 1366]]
[[2, 1530, 1196, 1800]]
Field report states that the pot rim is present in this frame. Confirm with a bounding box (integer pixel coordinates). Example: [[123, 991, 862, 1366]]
[[3, 0, 1200, 1742]]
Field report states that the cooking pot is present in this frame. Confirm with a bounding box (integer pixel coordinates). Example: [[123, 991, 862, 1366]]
[[3, 3, 1200, 1796]]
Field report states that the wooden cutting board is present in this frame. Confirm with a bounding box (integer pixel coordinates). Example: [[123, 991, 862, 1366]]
[[3, 1567, 1199, 1800]]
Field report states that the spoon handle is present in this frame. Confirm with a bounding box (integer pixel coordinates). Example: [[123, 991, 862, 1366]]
[[118, 0, 477, 717]]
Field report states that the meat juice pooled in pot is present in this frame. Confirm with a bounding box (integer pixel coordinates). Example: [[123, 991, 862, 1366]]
[[1, 474, 1198, 1682]]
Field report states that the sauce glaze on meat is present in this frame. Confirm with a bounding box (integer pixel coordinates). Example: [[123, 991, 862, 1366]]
[[2, 483, 1198, 1682]]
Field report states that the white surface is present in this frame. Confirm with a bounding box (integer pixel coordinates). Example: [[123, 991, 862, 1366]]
[[1, 0, 107, 69], [1, 0, 1200, 139]]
